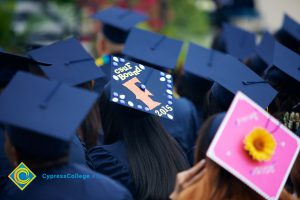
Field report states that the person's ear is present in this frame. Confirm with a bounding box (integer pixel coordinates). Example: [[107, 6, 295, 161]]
[[4, 132, 19, 167], [97, 36, 107, 56], [90, 80, 95, 91]]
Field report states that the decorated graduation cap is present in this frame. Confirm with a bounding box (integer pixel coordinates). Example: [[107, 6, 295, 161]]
[[222, 23, 256, 61], [207, 91, 300, 200], [28, 37, 105, 86], [91, 6, 148, 44], [0, 71, 98, 159], [0, 51, 50, 86], [109, 56, 175, 120], [123, 28, 183, 70]]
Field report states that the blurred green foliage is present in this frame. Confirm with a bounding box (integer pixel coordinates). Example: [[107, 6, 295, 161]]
[[163, 0, 211, 43], [162, 0, 212, 68], [0, 0, 16, 50]]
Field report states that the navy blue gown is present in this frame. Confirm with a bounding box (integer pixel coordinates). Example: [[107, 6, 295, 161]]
[[86, 141, 136, 197], [0, 128, 12, 192], [159, 97, 199, 159], [69, 135, 87, 166], [0, 163, 133, 200]]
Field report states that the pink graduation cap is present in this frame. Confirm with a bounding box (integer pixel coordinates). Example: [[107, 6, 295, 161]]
[[207, 91, 300, 200]]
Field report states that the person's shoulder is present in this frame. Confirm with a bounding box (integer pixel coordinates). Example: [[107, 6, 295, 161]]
[[173, 97, 198, 116], [86, 141, 132, 185], [87, 141, 128, 163], [60, 164, 134, 200]]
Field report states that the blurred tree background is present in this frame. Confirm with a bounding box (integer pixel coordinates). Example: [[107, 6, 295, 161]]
[[0, 0, 17, 51], [0, 0, 212, 56]]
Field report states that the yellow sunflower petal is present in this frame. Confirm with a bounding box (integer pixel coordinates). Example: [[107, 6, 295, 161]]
[[244, 127, 276, 162]]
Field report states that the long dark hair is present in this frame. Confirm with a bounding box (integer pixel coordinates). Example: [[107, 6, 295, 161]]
[[99, 87, 189, 200], [177, 114, 266, 200], [202, 89, 229, 122]]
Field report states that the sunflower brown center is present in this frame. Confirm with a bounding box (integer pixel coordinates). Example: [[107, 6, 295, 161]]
[[253, 138, 265, 151]]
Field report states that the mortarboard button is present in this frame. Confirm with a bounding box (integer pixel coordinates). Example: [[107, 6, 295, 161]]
[[0, 71, 98, 158], [28, 37, 105, 86], [123, 28, 183, 70]]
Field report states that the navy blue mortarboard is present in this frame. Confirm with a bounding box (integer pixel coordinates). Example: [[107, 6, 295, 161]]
[[109, 56, 175, 120], [257, 33, 300, 83], [268, 40, 300, 83], [184, 43, 227, 79], [222, 23, 256, 61], [0, 51, 50, 86], [123, 28, 183, 70], [208, 55, 277, 108], [256, 33, 300, 94], [247, 32, 276, 76], [0, 71, 98, 158], [91, 7, 148, 44], [264, 43, 300, 95], [282, 14, 300, 43], [256, 32, 275, 67], [274, 14, 300, 54], [28, 37, 105, 86]]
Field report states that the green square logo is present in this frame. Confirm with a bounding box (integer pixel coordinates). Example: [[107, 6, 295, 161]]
[[8, 162, 36, 191]]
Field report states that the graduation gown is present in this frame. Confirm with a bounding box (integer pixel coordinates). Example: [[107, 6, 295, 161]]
[[0, 163, 133, 200], [0, 128, 12, 192], [86, 141, 136, 197], [159, 97, 199, 158], [69, 135, 86, 166]]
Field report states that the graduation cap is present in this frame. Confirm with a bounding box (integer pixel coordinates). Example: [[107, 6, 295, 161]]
[[247, 32, 276, 76], [0, 51, 50, 86], [184, 43, 227, 79], [208, 55, 277, 108], [0, 71, 98, 159], [91, 6, 148, 44], [281, 14, 300, 44], [256, 32, 275, 67], [123, 28, 183, 70], [183, 43, 276, 108], [268, 40, 300, 83], [207, 91, 300, 200], [256, 35, 300, 94], [109, 56, 175, 120], [266, 50, 300, 95], [274, 14, 300, 54], [28, 37, 105, 86], [257, 33, 300, 84], [222, 23, 256, 61]]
